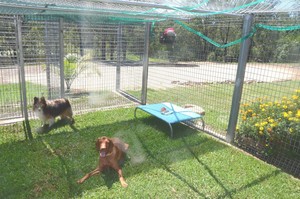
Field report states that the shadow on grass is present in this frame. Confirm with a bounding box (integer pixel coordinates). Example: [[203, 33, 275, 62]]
[[181, 138, 232, 198], [35, 119, 78, 134], [0, 116, 290, 198], [217, 170, 281, 199], [134, 133, 209, 198]]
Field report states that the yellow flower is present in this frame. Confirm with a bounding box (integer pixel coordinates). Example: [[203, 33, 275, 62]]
[[276, 103, 281, 107], [292, 95, 299, 100], [259, 127, 264, 131], [259, 104, 264, 109], [243, 103, 249, 107], [270, 122, 278, 127], [268, 118, 274, 123], [282, 105, 288, 109], [252, 113, 257, 117], [289, 128, 293, 133], [259, 131, 263, 135], [296, 110, 300, 118], [283, 112, 289, 118]]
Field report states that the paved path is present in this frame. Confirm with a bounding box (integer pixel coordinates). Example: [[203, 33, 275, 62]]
[[1, 62, 299, 91]]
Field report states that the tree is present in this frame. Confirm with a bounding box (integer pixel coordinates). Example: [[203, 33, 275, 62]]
[[63, 53, 90, 92]]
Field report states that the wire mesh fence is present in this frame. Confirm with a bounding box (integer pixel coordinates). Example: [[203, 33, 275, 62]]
[[0, 15, 146, 136], [0, 15, 21, 121], [0, 12, 299, 177]]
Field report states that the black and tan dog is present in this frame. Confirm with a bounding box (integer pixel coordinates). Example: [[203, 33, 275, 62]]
[[33, 96, 74, 127]]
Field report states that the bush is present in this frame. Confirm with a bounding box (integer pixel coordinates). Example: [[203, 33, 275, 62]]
[[236, 89, 300, 155], [63, 53, 91, 91]]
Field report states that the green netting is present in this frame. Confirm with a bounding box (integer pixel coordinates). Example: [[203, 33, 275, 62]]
[[175, 20, 300, 48], [1, 0, 300, 49], [255, 24, 300, 31], [0, 0, 300, 22]]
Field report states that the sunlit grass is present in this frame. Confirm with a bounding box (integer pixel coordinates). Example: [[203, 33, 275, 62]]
[[0, 108, 299, 198]]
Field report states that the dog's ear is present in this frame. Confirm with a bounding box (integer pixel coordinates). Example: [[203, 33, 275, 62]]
[[33, 97, 38, 104], [95, 138, 100, 151], [40, 96, 46, 104], [107, 138, 114, 152]]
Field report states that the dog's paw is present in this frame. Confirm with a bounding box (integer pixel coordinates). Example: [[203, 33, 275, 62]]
[[69, 118, 75, 125], [120, 178, 128, 188], [121, 181, 128, 188], [36, 125, 49, 134], [77, 179, 84, 184]]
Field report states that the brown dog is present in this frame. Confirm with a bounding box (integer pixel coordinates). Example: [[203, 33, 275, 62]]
[[77, 136, 129, 188], [33, 96, 74, 127]]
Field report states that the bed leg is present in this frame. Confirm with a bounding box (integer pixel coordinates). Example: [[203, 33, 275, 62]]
[[134, 107, 139, 118], [200, 118, 205, 130], [167, 123, 173, 138]]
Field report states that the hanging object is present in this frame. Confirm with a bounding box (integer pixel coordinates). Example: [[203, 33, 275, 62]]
[[160, 27, 176, 44]]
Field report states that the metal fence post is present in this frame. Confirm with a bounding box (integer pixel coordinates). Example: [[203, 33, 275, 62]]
[[44, 21, 52, 99], [59, 17, 65, 98], [226, 14, 254, 143], [116, 24, 122, 91], [141, 22, 151, 105], [16, 15, 32, 140]]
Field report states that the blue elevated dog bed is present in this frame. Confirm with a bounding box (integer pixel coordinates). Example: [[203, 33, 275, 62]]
[[134, 102, 205, 138]]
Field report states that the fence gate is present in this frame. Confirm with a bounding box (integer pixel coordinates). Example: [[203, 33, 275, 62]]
[[117, 23, 148, 104], [0, 15, 24, 125]]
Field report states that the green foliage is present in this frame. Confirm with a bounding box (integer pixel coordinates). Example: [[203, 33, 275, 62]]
[[274, 31, 300, 63], [237, 89, 300, 155], [62, 53, 91, 91]]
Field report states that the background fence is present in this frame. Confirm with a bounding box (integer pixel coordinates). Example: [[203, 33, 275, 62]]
[[0, 13, 299, 176]]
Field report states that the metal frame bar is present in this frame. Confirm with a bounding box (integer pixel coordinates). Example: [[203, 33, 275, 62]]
[[226, 14, 254, 143], [16, 15, 32, 139], [44, 20, 52, 99], [0, 3, 192, 20], [116, 23, 122, 91], [141, 22, 151, 105], [59, 17, 65, 98]]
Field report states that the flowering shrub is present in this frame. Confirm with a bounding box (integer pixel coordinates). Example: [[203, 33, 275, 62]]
[[236, 89, 300, 155]]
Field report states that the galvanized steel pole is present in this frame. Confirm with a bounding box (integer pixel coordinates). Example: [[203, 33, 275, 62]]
[[141, 22, 151, 105], [226, 14, 254, 143], [59, 17, 65, 98], [116, 24, 122, 91], [16, 15, 32, 139]]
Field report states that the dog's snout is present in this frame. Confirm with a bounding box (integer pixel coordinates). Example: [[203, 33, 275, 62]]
[[100, 142, 106, 150]]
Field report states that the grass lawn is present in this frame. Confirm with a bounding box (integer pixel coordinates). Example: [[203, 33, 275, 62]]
[[0, 108, 299, 198], [0, 82, 48, 105]]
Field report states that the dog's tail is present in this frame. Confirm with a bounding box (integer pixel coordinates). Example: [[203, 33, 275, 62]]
[[64, 98, 71, 107], [64, 98, 75, 124]]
